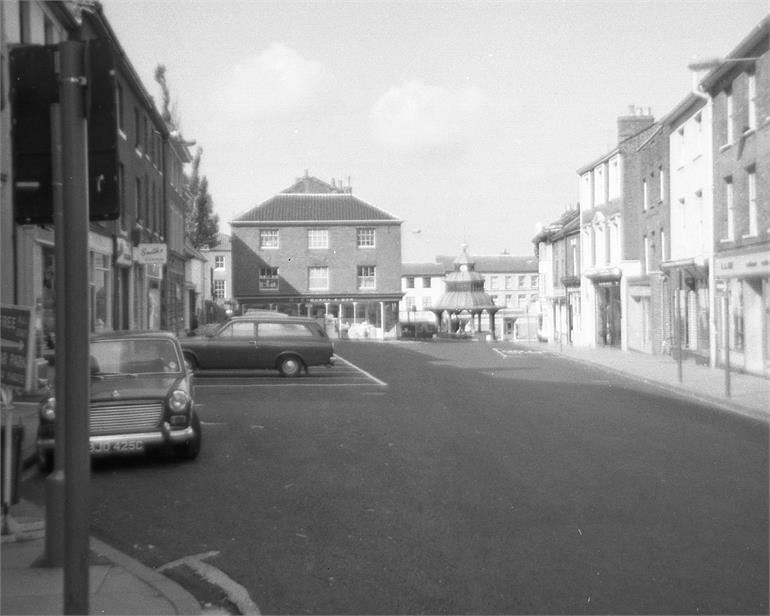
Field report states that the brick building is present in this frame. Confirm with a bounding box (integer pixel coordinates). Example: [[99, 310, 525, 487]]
[[533, 208, 581, 345], [660, 93, 713, 363], [231, 174, 404, 338], [701, 16, 770, 377], [200, 232, 235, 314], [1, 1, 192, 351], [577, 108, 657, 349], [626, 120, 671, 355]]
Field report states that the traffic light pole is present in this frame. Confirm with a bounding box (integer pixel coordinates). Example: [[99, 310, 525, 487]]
[[58, 40, 91, 616]]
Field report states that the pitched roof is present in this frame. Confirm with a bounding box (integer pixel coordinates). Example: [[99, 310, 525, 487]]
[[232, 175, 401, 224], [402, 262, 446, 276], [435, 254, 537, 273]]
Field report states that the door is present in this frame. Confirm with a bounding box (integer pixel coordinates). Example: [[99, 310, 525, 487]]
[[206, 320, 257, 369]]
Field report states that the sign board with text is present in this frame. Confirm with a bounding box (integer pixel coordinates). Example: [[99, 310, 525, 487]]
[[1, 304, 36, 391], [136, 243, 167, 265]]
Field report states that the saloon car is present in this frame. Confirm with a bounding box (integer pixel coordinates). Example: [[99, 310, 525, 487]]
[[180, 315, 335, 377], [36, 331, 201, 473]]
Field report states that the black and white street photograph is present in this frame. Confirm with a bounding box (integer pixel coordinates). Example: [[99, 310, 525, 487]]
[[1, 1, 769, 614]]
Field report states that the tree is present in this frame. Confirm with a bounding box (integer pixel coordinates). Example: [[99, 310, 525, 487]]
[[154, 64, 173, 126], [186, 147, 219, 249], [192, 175, 219, 249], [154, 65, 218, 248]]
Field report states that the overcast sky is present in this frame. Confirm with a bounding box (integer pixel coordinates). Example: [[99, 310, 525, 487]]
[[102, 0, 769, 261]]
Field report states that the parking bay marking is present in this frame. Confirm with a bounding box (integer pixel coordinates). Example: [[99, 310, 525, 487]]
[[493, 348, 545, 358], [193, 354, 387, 388]]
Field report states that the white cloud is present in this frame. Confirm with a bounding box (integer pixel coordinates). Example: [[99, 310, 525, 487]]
[[215, 43, 327, 117], [370, 81, 485, 152]]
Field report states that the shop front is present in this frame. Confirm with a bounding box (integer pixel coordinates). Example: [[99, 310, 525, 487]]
[[240, 295, 402, 339], [715, 250, 770, 377]]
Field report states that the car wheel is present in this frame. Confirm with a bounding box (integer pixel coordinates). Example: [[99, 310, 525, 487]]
[[174, 413, 201, 461], [183, 354, 198, 373], [36, 447, 54, 474], [278, 355, 303, 377]]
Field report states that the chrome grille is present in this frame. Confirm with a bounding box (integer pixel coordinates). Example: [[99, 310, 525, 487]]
[[89, 402, 164, 435]]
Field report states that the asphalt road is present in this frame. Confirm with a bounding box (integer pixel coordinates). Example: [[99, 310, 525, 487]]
[[22, 340, 769, 614]]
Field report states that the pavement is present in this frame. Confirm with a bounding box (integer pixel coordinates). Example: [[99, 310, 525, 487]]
[[1, 384, 206, 615], [1, 340, 768, 615], [513, 338, 770, 423]]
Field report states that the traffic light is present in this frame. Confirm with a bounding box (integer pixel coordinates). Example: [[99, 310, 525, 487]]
[[86, 37, 119, 222], [10, 45, 58, 224], [10, 39, 120, 224]]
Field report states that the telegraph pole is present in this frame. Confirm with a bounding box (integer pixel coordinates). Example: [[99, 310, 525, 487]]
[[58, 40, 91, 615]]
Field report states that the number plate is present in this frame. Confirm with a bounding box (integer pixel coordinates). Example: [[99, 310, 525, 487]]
[[90, 440, 144, 454]]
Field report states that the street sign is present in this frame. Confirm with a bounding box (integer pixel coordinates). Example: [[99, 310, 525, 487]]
[[136, 243, 167, 264], [0, 304, 37, 392]]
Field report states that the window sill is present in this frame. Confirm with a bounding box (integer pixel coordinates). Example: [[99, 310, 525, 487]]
[[719, 237, 735, 244], [719, 143, 732, 153], [741, 233, 758, 240]]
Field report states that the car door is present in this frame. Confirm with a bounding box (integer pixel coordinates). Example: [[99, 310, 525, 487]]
[[254, 320, 315, 368], [208, 320, 257, 368]]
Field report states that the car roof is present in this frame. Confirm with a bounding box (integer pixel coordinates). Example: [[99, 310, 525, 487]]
[[229, 315, 318, 323], [91, 330, 180, 342]]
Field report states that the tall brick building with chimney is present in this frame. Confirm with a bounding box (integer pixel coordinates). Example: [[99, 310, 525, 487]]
[[231, 173, 404, 338]]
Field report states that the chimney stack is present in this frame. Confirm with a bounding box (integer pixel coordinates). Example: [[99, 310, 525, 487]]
[[618, 104, 654, 142]]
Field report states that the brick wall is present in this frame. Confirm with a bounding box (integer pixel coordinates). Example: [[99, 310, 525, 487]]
[[233, 222, 402, 299]]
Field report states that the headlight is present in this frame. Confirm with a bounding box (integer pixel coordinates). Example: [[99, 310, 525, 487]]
[[40, 397, 56, 421], [167, 390, 190, 413]]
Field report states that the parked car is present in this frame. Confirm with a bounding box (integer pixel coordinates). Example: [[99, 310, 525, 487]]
[[181, 315, 335, 377], [36, 331, 201, 473]]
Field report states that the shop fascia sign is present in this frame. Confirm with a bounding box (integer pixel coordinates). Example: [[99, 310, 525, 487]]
[[716, 252, 770, 278], [136, 243, 167, 265]]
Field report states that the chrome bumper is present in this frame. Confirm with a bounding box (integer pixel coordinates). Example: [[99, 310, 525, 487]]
[[37, 424, 195, 454]]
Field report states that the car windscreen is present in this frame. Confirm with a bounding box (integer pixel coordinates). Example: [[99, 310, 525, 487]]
[[90, 338, 183, 375]]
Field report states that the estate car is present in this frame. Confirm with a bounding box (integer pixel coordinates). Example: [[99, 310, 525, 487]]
[[180, 315, 335, 377]]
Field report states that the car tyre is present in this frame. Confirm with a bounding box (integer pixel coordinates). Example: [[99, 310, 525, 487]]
[[278, 355, 303, 377], [173, 413, 201, 461], [36, 447, 54, 474]]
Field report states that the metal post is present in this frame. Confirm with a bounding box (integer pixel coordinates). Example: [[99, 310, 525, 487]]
[[724, 291, 731, 398], [59, 41, 91, 616], [45, 102, 66, 566], [676, 272, 683, 383], [1, 398, 12, 535]]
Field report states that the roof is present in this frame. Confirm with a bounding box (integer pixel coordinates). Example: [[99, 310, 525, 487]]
[[701, 15, 769, 92], [232, 175, 401, 224], [435, 254, 538, 273], [532, 208, 580, 244], [433, 291, 498, 311], [201, 233, 231, 251], [402, 262, 446, 276]]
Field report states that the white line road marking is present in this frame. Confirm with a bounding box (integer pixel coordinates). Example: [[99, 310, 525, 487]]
[[333, 354, 388, 386], [493, 348, 545, 356], [193, 354, 387, 388], [159, 551, 261, 615]]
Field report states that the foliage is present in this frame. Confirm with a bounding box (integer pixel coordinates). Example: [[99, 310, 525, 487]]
[[187, 147, 220, 249], [154, 63, 220, 249]]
